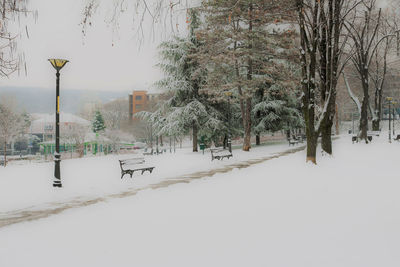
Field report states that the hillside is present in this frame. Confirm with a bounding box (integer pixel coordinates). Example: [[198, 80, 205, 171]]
[[0, 86, 130, 113]]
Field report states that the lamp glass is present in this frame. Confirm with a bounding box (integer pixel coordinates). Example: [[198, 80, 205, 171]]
[[48, 59, 69, 71]]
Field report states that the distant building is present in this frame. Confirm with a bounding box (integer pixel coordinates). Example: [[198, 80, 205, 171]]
[[30, 113, 91, 142], [129, 90, 159, 120]]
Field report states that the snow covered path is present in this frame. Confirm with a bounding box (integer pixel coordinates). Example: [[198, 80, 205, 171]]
[[1, 136, 400, 267], [0, 143, 305, 228]]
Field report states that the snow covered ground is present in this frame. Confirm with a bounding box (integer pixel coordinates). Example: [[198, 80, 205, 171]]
[[1, 135, 400, 267], [0, 141, 294, 213]]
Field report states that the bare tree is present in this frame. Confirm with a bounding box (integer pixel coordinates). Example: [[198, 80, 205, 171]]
[[0, 1, 35, 166], [296, 0, 358, 163], [344, 0, 399, 141], [63, 124, 89, 158], [369, 3, 399, 131], [0, 97, 26, 166], [318, 0, 358, 154], [0, 0, 34, 77], [101, 97, 129, 130], [81, 0, 192, 44], [369, 21, 393, 131]]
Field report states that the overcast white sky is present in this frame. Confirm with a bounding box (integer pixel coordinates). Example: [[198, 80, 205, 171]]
[[3, 0, 189, 92], [1, 0, 390, 93]]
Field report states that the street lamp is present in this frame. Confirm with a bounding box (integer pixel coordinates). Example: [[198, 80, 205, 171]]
[[387, 97, 393, 143], [48, 58, 69, 188]]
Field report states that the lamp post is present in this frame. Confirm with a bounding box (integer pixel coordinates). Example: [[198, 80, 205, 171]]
[[48, 59, 69, 188], [387, 97, 393, 143]]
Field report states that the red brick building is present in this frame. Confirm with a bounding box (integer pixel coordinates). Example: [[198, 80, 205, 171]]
[[129, 90, 160, 120]]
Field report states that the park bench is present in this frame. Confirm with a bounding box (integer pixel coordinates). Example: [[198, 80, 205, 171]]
[[294, 135, 305, 143], [118, 157, 155, 179], [210, 148, 233, 161], [288, 139, 299, 146], [368, 130, 381, 137], [154, 148, 166, 155], [143, 148, 153, 156], [143, 148, 167, 155], [0, 158, 7, 166], [352, 135, 372, 143]]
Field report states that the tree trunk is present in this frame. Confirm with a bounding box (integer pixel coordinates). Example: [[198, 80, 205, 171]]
[[149, 126, 153, 149], [372, 86, 382, 132], [321, 96, 336, 154], [223, 134, 227, 149], [372, 120, 380, 131], [243, 98, 252, 151], [321, 117, 333, 155], [192, 122, 198, 152], [372, 90, 380, 131], [256, 135, 260, 146], [243, 4, 253, 152], [255, 88, 263, 146], [3, 141, 7, 167], [359, 95, 369, 142], [306, 134, 318, 164], [335, 103, 340, 135]]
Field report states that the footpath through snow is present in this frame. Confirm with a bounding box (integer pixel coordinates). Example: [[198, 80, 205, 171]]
[[0, 141, 303, 228], [1, 135, 400, 267]]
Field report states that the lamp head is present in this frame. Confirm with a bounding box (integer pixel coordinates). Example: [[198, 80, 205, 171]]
[[224, 91, 232, 97], [48, 59, 69, 71]]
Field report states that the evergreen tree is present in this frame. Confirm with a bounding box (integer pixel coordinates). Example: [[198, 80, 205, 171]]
[[92, 111, 106, 133], [253, 83, 303, 135], [142, 9, 226, 152], [198, 0, 298, 151]]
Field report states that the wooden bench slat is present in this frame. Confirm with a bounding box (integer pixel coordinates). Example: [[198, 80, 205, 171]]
[[210, 148, 233, 161], [288, 139, 298, 146], [119, 158, 155, 179]]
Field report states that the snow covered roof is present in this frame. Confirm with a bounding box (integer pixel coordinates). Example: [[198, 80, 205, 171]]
[[84, 132, 111, 143], [41, 132, 111, 144], [33, 113, 91, 126]]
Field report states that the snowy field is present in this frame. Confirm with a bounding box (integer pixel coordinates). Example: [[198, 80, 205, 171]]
[[1, 135, 400, 266], [0, 141, 293, 213]]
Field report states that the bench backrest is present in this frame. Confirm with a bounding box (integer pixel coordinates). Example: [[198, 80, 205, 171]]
[[119, 158, 145, 170], [211, 148, 232, 156], [367, 131, 380, 136]]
